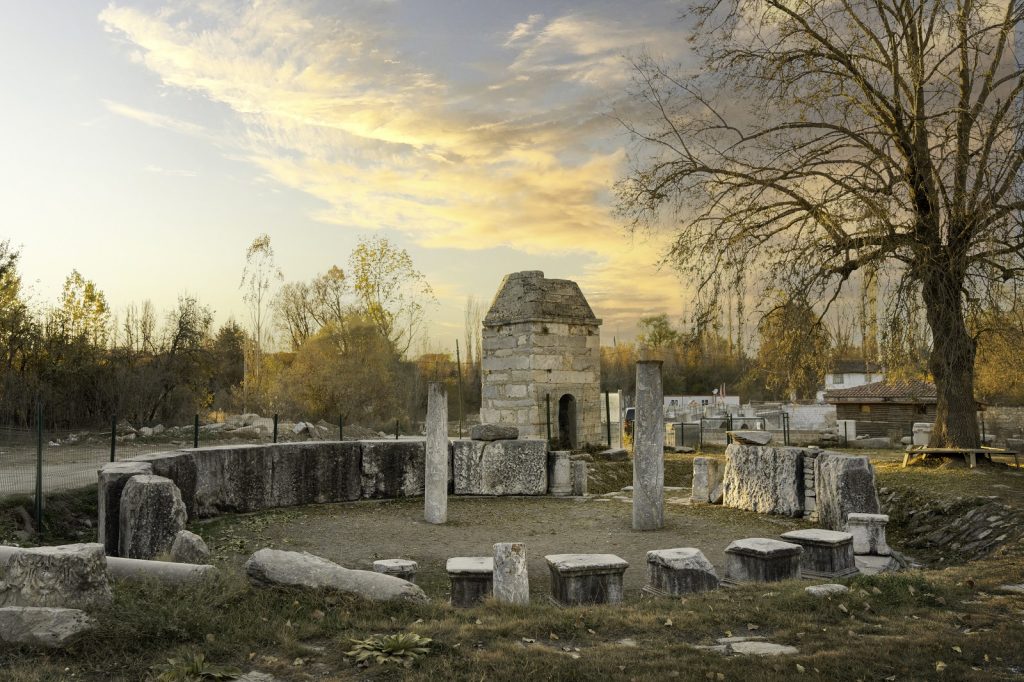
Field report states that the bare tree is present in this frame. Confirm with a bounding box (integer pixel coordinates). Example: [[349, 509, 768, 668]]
[[617, 0, 1024, 446], [240, 234, 282, 401]]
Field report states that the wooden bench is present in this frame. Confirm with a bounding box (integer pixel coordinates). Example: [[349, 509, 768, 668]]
[[901, 446, 1020, 469]]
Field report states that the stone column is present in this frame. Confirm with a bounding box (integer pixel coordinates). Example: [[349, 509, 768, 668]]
[[547, 451, 572, 496], [493, 542, 529, 605], [633, 360, 664, 530], [425, 382, 448, 524]]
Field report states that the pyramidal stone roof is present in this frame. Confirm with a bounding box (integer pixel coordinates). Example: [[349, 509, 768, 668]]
[[484, 271, 601, 327]]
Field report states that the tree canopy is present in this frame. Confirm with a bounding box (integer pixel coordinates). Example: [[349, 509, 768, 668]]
[[617, 0, 1024, 446]]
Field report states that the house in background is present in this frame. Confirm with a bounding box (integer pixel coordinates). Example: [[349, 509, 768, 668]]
[[824, 379, 936, 438], [817, 359, 884, 402]]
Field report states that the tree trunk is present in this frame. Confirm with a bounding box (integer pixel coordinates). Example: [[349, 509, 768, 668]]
[[920, 264, 979, 448]]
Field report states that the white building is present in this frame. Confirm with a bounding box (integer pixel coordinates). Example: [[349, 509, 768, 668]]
[[817, 360, 884, 402]]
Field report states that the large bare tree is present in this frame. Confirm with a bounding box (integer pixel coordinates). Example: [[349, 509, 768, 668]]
[[617, 0, 1024, 446]]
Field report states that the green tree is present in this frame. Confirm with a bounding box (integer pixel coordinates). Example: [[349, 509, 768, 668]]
[[617, 0, 1024, 446]]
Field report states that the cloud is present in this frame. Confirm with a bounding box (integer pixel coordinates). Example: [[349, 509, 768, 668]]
[[98, 0, 691, 337], [102, 99, 207, 136]]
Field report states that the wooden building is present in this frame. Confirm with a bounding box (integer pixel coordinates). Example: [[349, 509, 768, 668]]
[[825, 379, 937, 438]]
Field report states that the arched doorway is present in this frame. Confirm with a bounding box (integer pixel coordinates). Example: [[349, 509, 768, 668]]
[[558, 394, 577, 449]]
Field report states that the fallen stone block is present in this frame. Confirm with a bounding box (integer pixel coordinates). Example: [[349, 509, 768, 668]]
[[723, 538, 802, 585], [643, 548, 719, 596], [545, 554, 628, 606], [0, 607, 95, 648], [722, 445, 804, 517], [814, 452, 880, 530], [119, 474, 187, 560], [691, 457, 724, 504], [131, 451, 198, 520], [0, 543, 112, 609], [845, 512, 891, 555], [0, 546, 214, 584], [469, 423, 519, 441], [97, 461, 153, 556], [446, 557, 494, 607], [372, 559, 417, 583], [452, 439, 546, 495], [245, 549, 426, 603], [779, 529, 858, 579], [169, 530, 211, 565], [805, 583, 849, 598]]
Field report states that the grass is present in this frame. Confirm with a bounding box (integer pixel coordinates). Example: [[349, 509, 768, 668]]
[[0, 486, 98, 547], [2, 454, 1024, 680]]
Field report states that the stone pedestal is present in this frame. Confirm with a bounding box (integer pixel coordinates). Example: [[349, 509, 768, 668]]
[[545, 554, 628, 606], [119, 475, 187, 560], [425, 382, 449, 524], [446, 557, 494, 607], [845, 513, 891, 555], [493, 543, 529, 605], [98, 461, 154, 556], [571, 460, 588, 496], [691, 457, 724, 504], [779, 529, 858, 579], [723, 538, 802, 585], [633, 361, 664, 530], [643, 548, 719, 596], [548, 451, 572, 496], [373, 559, 418, 583], [0, 544, 112, 609]]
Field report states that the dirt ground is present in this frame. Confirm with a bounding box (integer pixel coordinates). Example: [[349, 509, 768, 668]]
[[197, 492, 814, 602]]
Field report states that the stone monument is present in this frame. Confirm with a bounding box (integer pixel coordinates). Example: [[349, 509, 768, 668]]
[[480, 271, 602, 448]]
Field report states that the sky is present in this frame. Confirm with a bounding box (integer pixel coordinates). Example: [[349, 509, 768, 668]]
[[0, 0, 697, 352]]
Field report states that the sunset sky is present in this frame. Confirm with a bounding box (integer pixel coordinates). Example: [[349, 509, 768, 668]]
[[1, 1, 696, 351]]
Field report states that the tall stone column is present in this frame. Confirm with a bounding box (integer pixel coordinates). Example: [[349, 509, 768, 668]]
[[633, 360, 664, 530], [425, 382, 449, 524], [493, 542, 529, 605]]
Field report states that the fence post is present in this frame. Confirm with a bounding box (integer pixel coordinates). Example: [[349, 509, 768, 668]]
[[193, 413, 199, 448], [110, 414, 117, 463], [455, 339, 464, 439], [273, 414, 279, 443], [395, 419, 399, 440], [34, 401, 43, 531], [338, 415, 343, 442], [605, 391, 612, 448]]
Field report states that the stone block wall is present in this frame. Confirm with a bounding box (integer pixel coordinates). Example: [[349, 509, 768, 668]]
[[723, 444, 879, 529], [481, 320, 601, 446]]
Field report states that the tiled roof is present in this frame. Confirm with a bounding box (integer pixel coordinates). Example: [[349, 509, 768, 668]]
[[824, 379, 937, 403]]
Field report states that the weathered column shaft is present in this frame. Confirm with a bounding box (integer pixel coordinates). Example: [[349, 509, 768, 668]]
[[633, 360, 664, 530], [493, 542, 529, 605], [425, 382, 449, 524]]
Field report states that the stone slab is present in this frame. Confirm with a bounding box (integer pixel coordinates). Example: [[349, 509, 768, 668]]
[[469, 424, 519, 441], [644, 548, 719, 596], [723, 538, 802, 584], [446, 557, 494, 607], [0, 607, 95, 648], [360, 440, 426, 498], [119, 474, 187, 560], [0, 543, 112, 609], [545, 553, 628, 606], [97, 461, 153, 556], [691, 457, 724, 504], [780, 529, 857, 579], [805, 583, 849, 597], [452, 439, 547, 495], [814, 452, 880, 530], [722, 445, 804, 517]]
